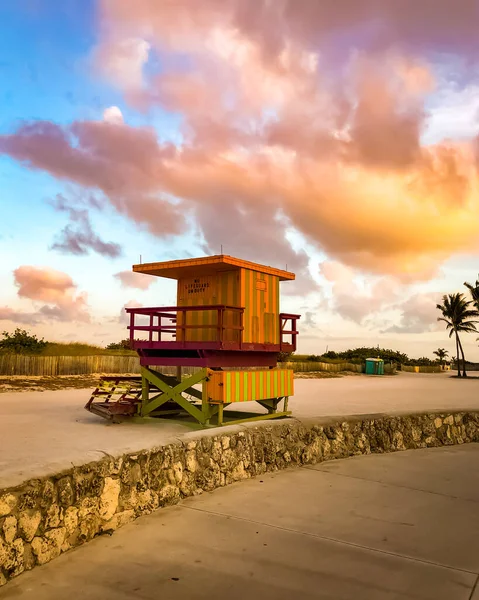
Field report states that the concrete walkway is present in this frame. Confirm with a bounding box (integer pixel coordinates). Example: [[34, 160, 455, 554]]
[[1, 372, 479, 488], [1, 444, 478, 599]]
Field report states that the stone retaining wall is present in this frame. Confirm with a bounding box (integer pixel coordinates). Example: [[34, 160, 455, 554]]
[[1, 411, 478, 586]]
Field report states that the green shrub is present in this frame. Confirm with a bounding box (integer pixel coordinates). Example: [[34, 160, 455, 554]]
[[0, 329, 47, 354], [105, 338, 133, 351]]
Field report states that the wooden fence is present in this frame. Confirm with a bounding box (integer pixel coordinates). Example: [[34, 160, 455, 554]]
[[0, 355, 141, 376], [284, 361, 363, 373], [0, 355, 367, 377], [401, 365, 447, 374]]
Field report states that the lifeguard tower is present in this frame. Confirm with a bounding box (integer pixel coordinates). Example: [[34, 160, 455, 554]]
[[86, 255, 300, 426]]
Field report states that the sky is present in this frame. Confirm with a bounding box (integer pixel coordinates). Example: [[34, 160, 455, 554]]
[[1, 0, 479, 359]]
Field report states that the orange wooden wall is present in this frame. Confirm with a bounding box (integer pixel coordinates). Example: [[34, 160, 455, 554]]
[[176, 268, 280, 345], [241, 270, 280, 344]]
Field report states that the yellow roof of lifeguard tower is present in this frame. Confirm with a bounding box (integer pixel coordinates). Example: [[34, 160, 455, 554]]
[[133, 255, 295, 281]]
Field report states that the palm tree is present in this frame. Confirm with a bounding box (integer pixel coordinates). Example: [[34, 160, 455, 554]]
[[465, 276, 479, 348], [464, 275, 479, 311], [433, 348, 448, 368], [436, 293, 478, 377]]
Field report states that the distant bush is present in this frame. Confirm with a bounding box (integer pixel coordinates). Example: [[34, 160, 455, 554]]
[[335, 347, 409, 364], [0, 329, 47, 354], [295, 347, 427, 366], [410, 356, 437, 367], [105, 338, 133, 351]]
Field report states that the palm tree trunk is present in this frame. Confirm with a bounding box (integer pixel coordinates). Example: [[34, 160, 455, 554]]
[[457, 334, 467, 377], [455, 332, 461, 377]]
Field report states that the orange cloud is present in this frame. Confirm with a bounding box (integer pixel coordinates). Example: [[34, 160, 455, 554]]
[[2, 1, 479, 283]]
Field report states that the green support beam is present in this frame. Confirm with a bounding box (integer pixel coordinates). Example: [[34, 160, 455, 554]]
[[136, 367, 291, 428], [140, 367, 209, 423]]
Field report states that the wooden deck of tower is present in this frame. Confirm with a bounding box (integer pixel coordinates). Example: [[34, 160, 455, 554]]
[[86, 255, 300, 427]]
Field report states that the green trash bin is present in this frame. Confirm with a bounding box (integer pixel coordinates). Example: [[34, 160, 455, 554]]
[[365, 358, 384, 375]]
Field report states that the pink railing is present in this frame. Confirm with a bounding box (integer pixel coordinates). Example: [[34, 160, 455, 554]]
[[279, 313, 300, 351], [126, 306, 300, 351], [126, 305, 244, 345]]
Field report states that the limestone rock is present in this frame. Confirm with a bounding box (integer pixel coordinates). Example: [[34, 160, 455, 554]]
[[0, 494, 17, 517], [45, 504, 62, 529], [136, 490, 159, 513], [78, 515, 100, 542], [119, 486, 141, 511], [99, 477, 120, 521], [23, 543, 36, 571], [392, 431, 406, 451], [219, 449, 237, 471], [411, 426, 422, 442], [57, 477, 75, 508], [172, 462, 183, 484], [64, 507, 79, 536], [40, 480, 56, 509], [121, 462, 142, 486], [31, 528, 66, 565], [3, 516, 17, 544], [185, 451, 199, 473], [0, 537, 7, 566], [158, 484, 180, 506], [226, 460, 247, 484], [78, 497, 99, 519], [3, 538, 24, 577], [18, 511, 42, 542], [102, 510, 135, 533]]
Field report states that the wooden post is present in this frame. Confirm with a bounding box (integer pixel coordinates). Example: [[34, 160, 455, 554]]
[[141, 369, 150, 416], [129, 311, 135, 344]]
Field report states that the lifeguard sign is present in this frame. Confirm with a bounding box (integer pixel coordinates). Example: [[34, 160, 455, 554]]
[[86, 255, 300, 427]]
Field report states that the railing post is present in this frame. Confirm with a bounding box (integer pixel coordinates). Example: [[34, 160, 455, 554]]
[[180, 309, 185, 347], [129, 311, 135, 344], [149, 314, 153, 343]]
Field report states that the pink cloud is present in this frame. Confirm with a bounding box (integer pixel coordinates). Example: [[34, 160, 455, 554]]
[[0, 120, 184, 238], [319, 260, 400, 323], [14, 266, 75, 303], [384, 293, 445, 334], [0, 306, 42, 326], [51, 206, 122, 258], [119, 300, 143, 325], [9, 266, 90, 323], [94, 38, 150, 92]]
